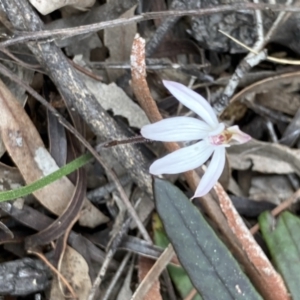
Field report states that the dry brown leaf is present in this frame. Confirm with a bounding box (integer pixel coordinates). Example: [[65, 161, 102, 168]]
[[104, 2, 137, 81], [255, 90, 300, 116], [249, 175, 294, 204], [29, 0, 96, 15], [138, 256, 163, 300], [50, 246, 92, 300], [227, 139, 300, 175], [0, 78, 108, 227], [0, 61, 35, 158], [228, 71, 300, 114], [84, 76, 149, 128]]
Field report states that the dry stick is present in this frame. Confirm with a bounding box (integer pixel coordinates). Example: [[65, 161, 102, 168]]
[[215, 0, 265, 114], [0, 3, 299, 49], [215, 184, 289, 300], [184, 288, 198, 300], [145, 0, 186, 57], [27, 250, 77, 298], [101, 252, 132, 300], [89, 61, 209, 70], [220, 30, 300, 65], [131, 244, 175, 300], [250, 189, 300, 234], [88, 199, 143, 300]]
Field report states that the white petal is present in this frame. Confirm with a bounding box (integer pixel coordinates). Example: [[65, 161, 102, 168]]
[[149, 141, 214, 175], [163, 80, 218, 128], [193, 147, 226, 198], [141, 117, 211, 142]]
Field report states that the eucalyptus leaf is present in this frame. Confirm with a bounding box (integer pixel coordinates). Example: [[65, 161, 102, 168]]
[[154, 178, 262, 300], [259, 211, 300, 298]]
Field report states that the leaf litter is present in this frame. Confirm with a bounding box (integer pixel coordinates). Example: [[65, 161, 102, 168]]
[[0, 1, 299, 300]]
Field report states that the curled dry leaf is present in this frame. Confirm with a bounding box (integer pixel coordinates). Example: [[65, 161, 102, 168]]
[[227, 139, 300, 175], [50, 246, 92, 300], [29, 0, 96, 15], [0, 79, 108, 227]]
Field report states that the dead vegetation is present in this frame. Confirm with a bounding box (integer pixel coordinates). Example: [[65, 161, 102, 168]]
[[0, 0, 299, 299]]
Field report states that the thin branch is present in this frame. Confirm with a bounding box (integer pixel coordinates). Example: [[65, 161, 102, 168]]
[[215, 184, 290, 300], [0, 3, 299, 48]]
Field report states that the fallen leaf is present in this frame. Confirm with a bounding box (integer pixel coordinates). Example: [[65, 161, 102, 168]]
[[29, 0, 95, 15], [249, 175, 293, 204], [0, 59, 34, 157], [0, 78, 108, 227], [83, 76, 149, 128], [227, 139, 300, 175], [50, 246, 92, 300]]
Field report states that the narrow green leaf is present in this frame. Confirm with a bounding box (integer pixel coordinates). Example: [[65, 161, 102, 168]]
[[153, 214, 202, 300], [259, 211, 300, 298], [154, 178, 262, 300], [0, 153, 92, 202]]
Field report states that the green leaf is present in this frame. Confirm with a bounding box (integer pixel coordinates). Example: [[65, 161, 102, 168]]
[[0, 153, 92, 202], [259, 211, 300, 298], [154, 178, 262, 300], [153, 214, 202, 300]]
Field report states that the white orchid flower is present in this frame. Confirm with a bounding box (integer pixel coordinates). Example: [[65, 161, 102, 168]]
[[141, 80, 251, 198]]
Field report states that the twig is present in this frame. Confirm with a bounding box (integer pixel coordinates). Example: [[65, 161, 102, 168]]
[[131, 244, 175, 300], [87, 175, 131, 202], [101, 253, 132, 300], [245, 100, 292, 123], [216, 50, 267, 114], [184, 288, 197, 300], [89, 60, 209, 70], [215, 184, 290, 300], [0, 4, 299, 48], [145, 0, 186, 57], [214, 0, 265, 114], [250, 189, 300, 234], [219, 29, 300, 65], [27, 250, 77, 299], [88, 199, 144, 300]]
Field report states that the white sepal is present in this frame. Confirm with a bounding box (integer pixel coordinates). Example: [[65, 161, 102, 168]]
[[163, 80, 218, 128], [141, 116, 211, 142], [193, 147, 226, 198], [150, 141, 214, 175]]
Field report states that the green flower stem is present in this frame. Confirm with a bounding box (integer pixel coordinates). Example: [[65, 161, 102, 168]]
[[0, 153, 93, 202]]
